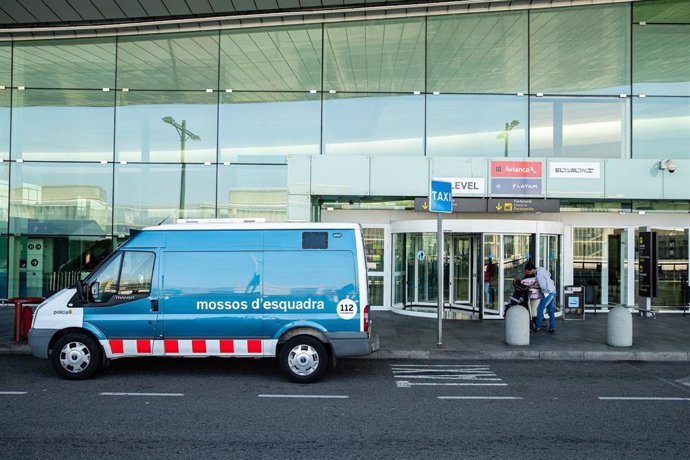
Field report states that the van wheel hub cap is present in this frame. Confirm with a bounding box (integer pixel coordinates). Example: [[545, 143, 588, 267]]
[[59, 341, 91, 373], [287, 344, 318, 376]]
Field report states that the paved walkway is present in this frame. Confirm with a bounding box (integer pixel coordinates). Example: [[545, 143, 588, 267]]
[[2, 307, 689, 361]]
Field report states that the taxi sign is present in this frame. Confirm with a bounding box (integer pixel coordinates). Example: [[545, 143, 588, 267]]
[[429, 180, 453, 213]]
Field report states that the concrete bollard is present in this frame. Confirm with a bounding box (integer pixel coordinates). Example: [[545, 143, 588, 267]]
[[607, 306, 633, 347], [505, 305, 530, 346]]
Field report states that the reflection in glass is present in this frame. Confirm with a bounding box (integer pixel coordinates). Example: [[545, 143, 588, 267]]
[[633, 0, 690, 24], [13, 38, 116, 89], [0, 163, 8, 233], [324, 18, 425, 92], [217, 163, 287, 222], [323, 93, 424, 156], [574, 228, 627, 306], [633, 25, 690, 97], [221, 25, 322, 91], [9, 162, 112, 236], [427, 95, 527, 157], [0, 43, 10, 86], [113, 163, 216, 233], [427, 12, 527, 93], [117, 31, 219, 90], [219, 92, 320, 162], [116, 91, 217, 163], [0, 90, 8, 161], [11, 89, 115, 161], [530, 97, 628, 158], [633, 98, 690, 159], [393, 234, 405, 307], [530, 4, 630, 95], [503, 234, 533, 314]]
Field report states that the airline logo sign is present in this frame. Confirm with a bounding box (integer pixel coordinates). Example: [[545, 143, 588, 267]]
[[491, 161, 542, 178], [436, 177, 485, 196], [549, 162, 601, 179], [491, 161, 543, 196]]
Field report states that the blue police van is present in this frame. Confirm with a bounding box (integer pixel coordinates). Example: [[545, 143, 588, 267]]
[[29, 221, 378, 383]]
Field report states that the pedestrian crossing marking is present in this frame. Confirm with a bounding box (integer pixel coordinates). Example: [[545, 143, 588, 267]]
[[392, 364, 505, 388]]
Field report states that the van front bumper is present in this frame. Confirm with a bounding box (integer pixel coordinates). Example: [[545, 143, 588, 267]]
[[28, 328, 57, 359], [326, 331, 379, 357]]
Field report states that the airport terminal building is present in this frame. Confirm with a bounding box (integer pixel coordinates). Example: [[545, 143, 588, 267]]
[[0, 0, 687, 319]]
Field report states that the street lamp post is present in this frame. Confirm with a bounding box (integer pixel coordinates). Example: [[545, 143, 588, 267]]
[[162, 116, 201, 219], [497, 119, 520, 157]]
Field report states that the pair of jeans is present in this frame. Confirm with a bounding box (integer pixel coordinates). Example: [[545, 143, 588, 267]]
[[535, 292, 556, 330]]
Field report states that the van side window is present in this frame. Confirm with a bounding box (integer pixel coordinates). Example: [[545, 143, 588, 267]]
[[264, 251, 356, 297], [89, 251, 155, 304], [302, 232, 328, 249]]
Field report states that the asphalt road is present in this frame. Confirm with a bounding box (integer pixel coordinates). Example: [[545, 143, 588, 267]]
[[1, 356, 689, 459]]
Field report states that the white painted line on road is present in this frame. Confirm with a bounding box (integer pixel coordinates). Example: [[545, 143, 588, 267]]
[[258, 394, 349, 399], [100, 392, 184, 397], [0, 391, 27, 395], [677, 376, 690, 387], [396, 381, 507, 388], [392, 364, 490, 368], [599, 397, 690, 401], [395, 375, 502, 380], [438, 396, 523, 400]]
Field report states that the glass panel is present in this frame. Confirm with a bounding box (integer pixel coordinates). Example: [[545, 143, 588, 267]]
[[368, 276, 384, 307], [530, 97, 629, 158], [427, 94, 527, 157], [417, 234, 438, 304], [530, 5, 630, 95], [219, 92, 320, 162], [635, 229, 689, 309], [633, 0, 690, 24], [483, 235, 500, 312], [574, 228, 627, 306], [0, 236, 7, 299], [0, 43, 10, 87], [11, 89, 115, 161], [324, 18, 425, 93], [220, 25, 322, 91], [392, 234, 404, 306], [363, 228, 384, 272], [0, 90, 9, 160], [633, 25, 690, 96], [405, 235, 416, 304], [9, 162, 112, 236], [503, 235, 532, 313], [217, 163, 287, 222], [0, 163, 7, 233], [633, 97, 690, 159], [117, 31, 219, 90], [13, 37, 116, 89], [427, 12, 527, 93], [453, 237, 471, 303], [323, 93, 424, 155], [114, 163, 216, 233], [116, 91, 217, 163]]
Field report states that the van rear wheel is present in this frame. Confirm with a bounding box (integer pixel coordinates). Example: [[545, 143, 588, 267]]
[[51, 333, 101, 380], [279, 336, 328, 383]]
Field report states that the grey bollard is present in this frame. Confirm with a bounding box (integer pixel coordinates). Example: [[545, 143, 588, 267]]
[[505, 305, 530, 346], [607, 305, 633, 347]]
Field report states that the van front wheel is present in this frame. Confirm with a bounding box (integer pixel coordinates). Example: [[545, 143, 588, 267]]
[[279, 336, 328, 383], [51, 333, 101, 380]]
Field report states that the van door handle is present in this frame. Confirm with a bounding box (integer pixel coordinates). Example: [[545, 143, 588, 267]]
[[150, 298, 159, 312]]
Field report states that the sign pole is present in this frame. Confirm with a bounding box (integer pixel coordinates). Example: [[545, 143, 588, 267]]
[[437, 212, 443, 347]]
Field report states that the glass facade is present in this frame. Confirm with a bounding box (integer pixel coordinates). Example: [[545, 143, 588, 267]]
[[0, 1, 687, 300]]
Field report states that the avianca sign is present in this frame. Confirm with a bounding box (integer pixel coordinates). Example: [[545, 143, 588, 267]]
[[491, 161, 542, 178]]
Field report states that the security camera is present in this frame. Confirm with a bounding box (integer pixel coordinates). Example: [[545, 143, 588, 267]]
[[659, 159, 677, 173]]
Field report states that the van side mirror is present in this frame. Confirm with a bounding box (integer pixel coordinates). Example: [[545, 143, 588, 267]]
[[90, 282, 100, 299]]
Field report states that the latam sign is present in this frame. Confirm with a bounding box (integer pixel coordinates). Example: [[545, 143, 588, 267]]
[[491, 161, 542, 178]]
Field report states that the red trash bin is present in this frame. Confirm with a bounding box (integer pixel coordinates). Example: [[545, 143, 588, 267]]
[[8, 297, 45, 343]]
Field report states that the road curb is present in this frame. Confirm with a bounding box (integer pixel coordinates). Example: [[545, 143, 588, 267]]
[[363, 349, 690, 362], [0, 343, 31, 355]]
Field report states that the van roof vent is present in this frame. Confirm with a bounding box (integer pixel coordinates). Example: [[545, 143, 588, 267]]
[[176, 218, 268, 224]]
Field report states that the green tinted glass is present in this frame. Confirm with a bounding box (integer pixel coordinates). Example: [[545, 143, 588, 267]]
[[0, 165, 7, 233], [324, 18, 425, 92], [117, 31, 219, 90], [633, 0, 690, 24], [221, 25, 322, 91], [217, 163, 287, 222], [632, 97, 690, 159], [13, 37, 116, 89], [633, 25, 690, 96], [11, 89, 115, 161], [0, 43, 11, 87], [0, 90, 8, 161], [530, 5, 630, 95], [427, 12, 527, 93]]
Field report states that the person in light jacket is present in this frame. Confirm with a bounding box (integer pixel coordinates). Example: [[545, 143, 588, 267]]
[[524, 262, 557, 333]]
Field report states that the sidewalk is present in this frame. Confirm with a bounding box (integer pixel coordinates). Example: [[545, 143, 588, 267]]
[[368, 310, 690, 361], [1, 307, 689, 361]]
